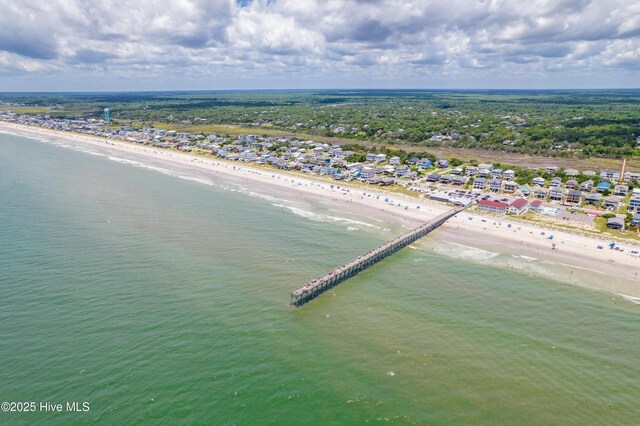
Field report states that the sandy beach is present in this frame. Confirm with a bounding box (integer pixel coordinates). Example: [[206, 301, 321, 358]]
[[2, 120, 639, 299]]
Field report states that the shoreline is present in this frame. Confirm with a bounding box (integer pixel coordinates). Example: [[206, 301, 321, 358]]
[[1, 121, 639, 299]]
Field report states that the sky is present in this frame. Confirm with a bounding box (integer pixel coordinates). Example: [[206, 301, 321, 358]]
[[0, 0, 638, 91]]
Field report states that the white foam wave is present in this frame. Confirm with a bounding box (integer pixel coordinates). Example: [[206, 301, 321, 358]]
[[107, 156, 175, 176], [328, 208, 386, 223], [432, 242, 500, 262], [244, 191, 284, 204], [512, 255, 538, 261], [619, 294, 640, 304], [69, 147, 105, 157], [271, 203, 381, 229], [177, 175, 214, 186]]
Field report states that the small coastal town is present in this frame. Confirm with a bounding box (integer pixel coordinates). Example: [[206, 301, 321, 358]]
[[2, 109, 640, 237]]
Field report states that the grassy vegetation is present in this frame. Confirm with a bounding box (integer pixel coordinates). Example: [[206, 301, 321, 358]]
[[3, 106, 51, 114], [2, 89, 639, 161]]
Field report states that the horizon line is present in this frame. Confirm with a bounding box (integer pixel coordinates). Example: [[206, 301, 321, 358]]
[[2, 87, 640, 95]]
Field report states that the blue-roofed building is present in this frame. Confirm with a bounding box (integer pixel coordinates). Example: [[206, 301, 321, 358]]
[[418, 159, 433, 170], [597, 181, 612, 193]]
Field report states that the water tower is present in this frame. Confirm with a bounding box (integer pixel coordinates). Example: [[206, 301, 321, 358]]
[[104, 108, 111, 123]]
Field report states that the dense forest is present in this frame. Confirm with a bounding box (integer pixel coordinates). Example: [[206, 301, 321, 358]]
[[1, 89, 639, 159]]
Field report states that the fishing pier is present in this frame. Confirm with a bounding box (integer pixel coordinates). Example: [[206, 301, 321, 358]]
[[291, 207, 464, 306]]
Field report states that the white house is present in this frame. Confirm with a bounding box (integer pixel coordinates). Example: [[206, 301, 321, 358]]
[[360, 167, 376, 179], [503, 169, 515, 181], [532, 177, 545, 186], [374, 153, 387, 163], [507, 198, 529, 215], [473, 177, 487, 190]]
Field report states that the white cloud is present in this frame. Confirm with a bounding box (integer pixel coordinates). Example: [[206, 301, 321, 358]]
[[0, 0, 638, 89]]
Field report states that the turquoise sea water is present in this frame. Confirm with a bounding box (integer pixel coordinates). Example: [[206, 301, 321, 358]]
[[1, 132, 639, 425]]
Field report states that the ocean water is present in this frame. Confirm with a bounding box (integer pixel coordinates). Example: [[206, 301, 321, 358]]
[[1, 131, 639, 425]]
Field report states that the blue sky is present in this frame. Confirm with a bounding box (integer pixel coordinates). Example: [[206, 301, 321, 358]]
[[0, 0, 638, 91]]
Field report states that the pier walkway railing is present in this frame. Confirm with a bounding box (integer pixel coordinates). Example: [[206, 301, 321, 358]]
[[291, 207, 464, 306]]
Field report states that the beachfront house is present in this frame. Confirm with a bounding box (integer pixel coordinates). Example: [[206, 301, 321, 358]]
[[530, 200, 543, 212], [628, 196, 640, 212], [565, 168, 579, 177], [365, 153, 376, 162], [491, 168, 503, 178], [604, 196, 621, 210], [451, 167, 463, 175], [545, 166, 559, 174], [477, 199, 508, 215], [507, 198, 529, 215], [580, 180, 594, 192], [519, 184, 531, 196], [489, 178, 502, 192], [437, 159, 449, 168], [566, 189, 582, 204], [389, 156, 401, 166], [240, 149, 257, 162], [632, 213, 640, 226], [583, 170, 597, 177], [465, 166, 478, 177], [534, 188, 548, 199], [584, 193, 602, 205], [477, 168, 490, 178], [532, 177, 545, 186], [503, 169, 515, 181], [613, 185, 629, 196], [473, 177, 487, 190], [360, 167, 376, 180], [503, 181, 518, 193], [549, 187, 564, 202], [607, 217, 625, 230]]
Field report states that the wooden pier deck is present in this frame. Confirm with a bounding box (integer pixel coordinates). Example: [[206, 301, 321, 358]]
[[290, 207, 464, 306]]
